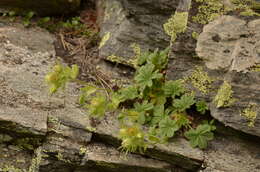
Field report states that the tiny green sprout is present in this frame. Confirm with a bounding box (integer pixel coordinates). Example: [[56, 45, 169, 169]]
[[196, 101, 208, 114], [37, 17, 51, 26], [192, 31, 199, 40], [23, 11, 35, 27], [45, 64, 79, 94]]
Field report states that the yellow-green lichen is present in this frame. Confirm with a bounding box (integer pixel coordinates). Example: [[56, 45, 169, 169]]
[[232, 0, 260, 16], [86, 126, 97, 132], [241, 103, 258, 127], [107, 54, 136, 67], [192, 31, 199, 40], [193, 0, 228, 24], [164, 12, 189, 42], [250, 64, 260, 72], [188, 67, 214, 94], [55, 152, 72, 163], [131, 43, 142, 68], [79, 147, 87, 155], [1, 165, 25, 172], [28, 147, 42, 172], [192, 0, 260, 24], [47, 116, 62, 133], [99, 32, 111, 49], [14, 138, 41, 151], [214, 81, 236, 108], [131, 43, 141, 60]]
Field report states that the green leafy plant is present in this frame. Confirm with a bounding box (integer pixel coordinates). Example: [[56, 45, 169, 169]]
[[45, 9, 217, 153], [2, 10, 17, 22], [45, 64, 79, 94], [45, 48, 216, 152], [37, 17, 51, 27], [22, 11, 35, 27], [196, 101, 208, 114], [185, 120, 216, 149]]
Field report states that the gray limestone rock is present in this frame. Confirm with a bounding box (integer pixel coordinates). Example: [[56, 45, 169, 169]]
[[0, 24, 194, 171], [0, 143, 32, 171], [196, 16, 260, 137], [97, 0, 178, 65], [202, 135, 260, 172]]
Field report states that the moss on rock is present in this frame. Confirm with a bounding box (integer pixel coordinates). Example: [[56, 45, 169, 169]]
[[214, 81, 236, 108]]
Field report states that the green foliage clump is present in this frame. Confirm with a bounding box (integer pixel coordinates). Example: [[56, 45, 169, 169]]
[[45, 64, 79, 94], [45, 48, 216, 152], [22, 11, 35, 27], [119, 125, 147, 153], [185, 120, 216, 149], [45, 9, 217, 153], [196, 101, 209, 114], [214, 81, 236, 108], [2, 10, 35, 26]]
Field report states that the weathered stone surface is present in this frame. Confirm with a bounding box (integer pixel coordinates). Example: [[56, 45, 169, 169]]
[[195, 16, 260, 137], [165, 13, 260, 172], [202, 135, 260, 172], [0, 143, 32, 171], [83, 114, 204, 170], [0, 0, 81, 16], [196, 16, 260, 72], [0, 25, 55, 136], [97, 0, 178, 65], [40, 132, 177, 172]]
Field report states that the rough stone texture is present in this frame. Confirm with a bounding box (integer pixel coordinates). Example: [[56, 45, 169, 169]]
[[80, 113, 204, 170], [0, 24, 55, 137], [196, 16, 260, 137], [164, 12, 260, 172], [41, 133, 175, 172], [0, 0, 81, 16], [196, 16, 260, 72], [0, 23, 190, 171], [97, 0, 178, 65], [0, 143, 32, 171], [202, 135, 260, 172], [1, 5, 260, 172]]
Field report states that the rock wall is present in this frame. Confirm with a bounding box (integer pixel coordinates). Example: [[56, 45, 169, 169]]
[[0, 0, 81, 15], [0, 0, 260, 172]]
